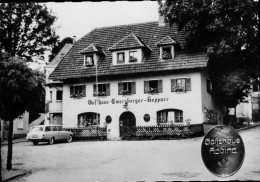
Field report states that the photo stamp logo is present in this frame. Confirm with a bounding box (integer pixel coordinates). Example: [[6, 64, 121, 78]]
[[201, 125, 245, 177]]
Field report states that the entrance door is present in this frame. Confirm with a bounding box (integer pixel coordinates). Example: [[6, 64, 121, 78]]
[[119, 111, 136, 137]]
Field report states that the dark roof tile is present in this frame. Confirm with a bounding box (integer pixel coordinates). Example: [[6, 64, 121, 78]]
[[156, 35, 176, 46], [108, 32, 151, 51], [50, 21, 208, 80]]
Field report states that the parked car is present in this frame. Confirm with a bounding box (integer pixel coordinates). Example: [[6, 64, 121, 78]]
[[26, 125, 73, 145]]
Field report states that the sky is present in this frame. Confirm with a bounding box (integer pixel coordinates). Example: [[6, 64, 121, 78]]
[[45, 1, 160, 41], [28, 1, 159, 70]]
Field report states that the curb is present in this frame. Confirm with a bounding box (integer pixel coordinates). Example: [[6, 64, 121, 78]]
[[2, 171, 31, 182], [236, 123, 260, 132], [1, 139, 28, 146]]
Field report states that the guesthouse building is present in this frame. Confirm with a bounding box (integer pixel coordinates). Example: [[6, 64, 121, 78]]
[[48, 20, 223, 140]]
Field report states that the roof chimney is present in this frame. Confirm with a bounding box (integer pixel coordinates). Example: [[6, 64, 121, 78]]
[[73, 36, 76, 44], [158, 15, 166, 26]]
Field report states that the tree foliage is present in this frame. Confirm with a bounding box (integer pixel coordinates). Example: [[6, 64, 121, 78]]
[[158, 0, 259, 107], [0, 53, 45, 122], [0, 3, 59, 61], [0, 53, 45, 170]]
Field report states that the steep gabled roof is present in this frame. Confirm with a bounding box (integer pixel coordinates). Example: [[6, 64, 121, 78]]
[[108, 32, 151, 51], [156, 36, 176, 46], [46, 43, 73, 68], [49, 21, 208, 80]]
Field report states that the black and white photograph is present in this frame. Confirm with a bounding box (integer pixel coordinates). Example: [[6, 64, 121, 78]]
[[1, 1, 259, 181]]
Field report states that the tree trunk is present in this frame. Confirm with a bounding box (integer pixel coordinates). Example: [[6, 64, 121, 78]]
[[7, 120, 13, 170]]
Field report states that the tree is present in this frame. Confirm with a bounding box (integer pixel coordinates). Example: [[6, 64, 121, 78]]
[[0, 53, 45, 170], [158, 0, 259, 109], [0, 3, 59, 62], [49, 37, 73, 62]]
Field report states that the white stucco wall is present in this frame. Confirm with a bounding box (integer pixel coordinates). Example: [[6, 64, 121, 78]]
[[200, 70, 223, 124], [61, 71, 218, 139], [45, 85, 63, 125], [13, 111, 29, 135]]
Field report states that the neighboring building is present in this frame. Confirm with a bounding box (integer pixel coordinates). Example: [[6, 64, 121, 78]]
[[236, 81, 260, 123], [45, 43, 74, 125], [48, 19, 224, 140], [1, 111, 29, 140]]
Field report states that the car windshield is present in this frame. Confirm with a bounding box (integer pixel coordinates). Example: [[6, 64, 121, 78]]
[[31, 126, 43, 132]]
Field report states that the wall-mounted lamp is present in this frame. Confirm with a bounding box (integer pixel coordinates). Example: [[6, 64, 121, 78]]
[[123, 101, 128, 110]]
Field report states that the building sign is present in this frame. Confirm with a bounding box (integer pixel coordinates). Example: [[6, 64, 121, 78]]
[[88, 96, 169, 105], [201, 125, 245, 177]]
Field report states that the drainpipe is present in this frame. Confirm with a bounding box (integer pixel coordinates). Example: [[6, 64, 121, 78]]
[[95, 58, 101, 124]]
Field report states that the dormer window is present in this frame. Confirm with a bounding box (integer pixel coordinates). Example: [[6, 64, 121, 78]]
[[108, 33, 151, 65], [80, 44, 105, 67], [117, 52, 125, 63], [157, 36, 176, 60], [129, 51, 138, 63], [84, 55, 94, 66], [162, 47, 172, 59]]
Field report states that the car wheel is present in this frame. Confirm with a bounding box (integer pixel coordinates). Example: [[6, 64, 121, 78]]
[[48, 137, 55, 145], [67, 135, 73, 143], [33, 142, 38, 145]]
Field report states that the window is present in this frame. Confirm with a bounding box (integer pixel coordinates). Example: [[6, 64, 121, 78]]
[[93, 83, 110, 96], [78, 112, 100, 126], [207, 79, 213, 93], [171, 78, 191, 92], [56, 90, 63, 101], [70, 85, 86, 98], [84, 55, 94, 66], [129, 51, 138, 62], [175, 110, 183, 123], [162, 47, 172, 59], [45, 126, 51, 132], [17, 115, 23, 129], [144, 80, 163, 93], [253, 82, 259, 92], [118, 82, 136, 95], [157, 109, 183, 124], [31, 126, 44, 132], [117, 52, 125, 63], [50, 91, 53, 101]]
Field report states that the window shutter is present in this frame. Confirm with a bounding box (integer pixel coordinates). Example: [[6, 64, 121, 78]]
[[106, 83, 110, 96], [70, 86, 74, 97], [186, 78, 191, 91], [158, 80, 163, 93], [144, 81, 149, 93], [93, 84, 97, 97], [118, 82, 123, 95], [171, 79, 177, 92], [131, 82, 136, 94], [82, 85, 86, 97]]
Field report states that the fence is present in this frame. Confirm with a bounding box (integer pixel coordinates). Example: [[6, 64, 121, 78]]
[[64, 126, 107, 140], [63, 124, 204, 141], [120, 124, 204, 140]]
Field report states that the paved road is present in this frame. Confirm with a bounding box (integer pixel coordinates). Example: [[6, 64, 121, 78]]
[[1, 126, 260, 181]]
